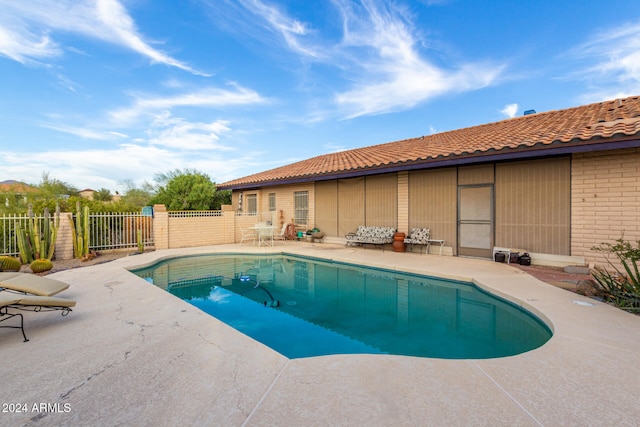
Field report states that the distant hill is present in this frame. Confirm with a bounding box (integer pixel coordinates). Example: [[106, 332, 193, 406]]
[[0, 180, 36, 193]]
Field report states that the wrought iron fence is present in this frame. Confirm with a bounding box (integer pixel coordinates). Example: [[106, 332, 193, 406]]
[[0, 214, 51, 257], [1, 212, 154, 256], [82, 212, 154, 250]]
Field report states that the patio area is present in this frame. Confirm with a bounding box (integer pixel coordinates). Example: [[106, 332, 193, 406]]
[[2, 242, 640, 426]]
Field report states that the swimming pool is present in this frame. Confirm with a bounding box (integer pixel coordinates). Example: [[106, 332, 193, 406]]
[[131, 253, 552, 359]]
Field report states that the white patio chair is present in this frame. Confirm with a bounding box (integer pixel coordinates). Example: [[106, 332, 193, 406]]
[[240, 228, 256, 245], [273, 223, 288, 242], [257, 225, 274, 246]]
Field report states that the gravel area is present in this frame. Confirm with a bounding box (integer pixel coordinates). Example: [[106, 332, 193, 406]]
[[17, 250, 140, 274]]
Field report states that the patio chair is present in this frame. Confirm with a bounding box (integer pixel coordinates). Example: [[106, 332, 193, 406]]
[[257, 225, 274, 246], [0, 272, 70, 296], [273, 223, 288, 241], [239, 228, 256, 245], [0, 293, 76, 342], [404, 228, 430, 254]]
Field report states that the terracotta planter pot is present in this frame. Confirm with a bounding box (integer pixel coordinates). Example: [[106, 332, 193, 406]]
[[392, 232, 405, 252]]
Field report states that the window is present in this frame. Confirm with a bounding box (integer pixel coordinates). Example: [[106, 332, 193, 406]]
[[269, 193, 276, 211], [294, 191, 308, 225], [246, 194, 257, 215]]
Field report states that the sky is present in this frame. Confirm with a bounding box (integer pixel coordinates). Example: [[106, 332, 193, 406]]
[[1, 0, 640, 193]]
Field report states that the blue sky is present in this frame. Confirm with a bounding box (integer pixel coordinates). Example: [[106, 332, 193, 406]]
[[1, 0, 640, 193]]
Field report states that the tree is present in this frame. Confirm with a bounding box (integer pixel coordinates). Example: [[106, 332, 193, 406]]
[[35, 172, 78, 201], [212, 189, 231, 209], [93, 188, 113, 202], [150, 169, 219, 210], [120, 179, 154, 208], [29, 173, 79, 214]]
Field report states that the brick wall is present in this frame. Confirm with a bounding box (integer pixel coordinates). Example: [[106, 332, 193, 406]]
[[154, 209, 236, 250], [571, 148, 640, 266], [54, 212, 75, 260], [397, 171, 409, 233]]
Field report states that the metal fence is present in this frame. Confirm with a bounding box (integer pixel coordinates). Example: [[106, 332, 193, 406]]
[[1, 212, 154, 256], [0, 214, 53, 257], [85, 212, 154, 250]]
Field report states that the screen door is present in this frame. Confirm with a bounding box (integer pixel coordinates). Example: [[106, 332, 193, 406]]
[[458, 185, 493, 258]]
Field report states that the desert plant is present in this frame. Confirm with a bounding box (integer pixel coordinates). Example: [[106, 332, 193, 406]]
[[0, 255, 22, 272], [30, 258, 53, 273], [16, 205, 60, 264], [70, 202, 91, 259], [137, 228, 144, 253], [591, 237, 640, 313]]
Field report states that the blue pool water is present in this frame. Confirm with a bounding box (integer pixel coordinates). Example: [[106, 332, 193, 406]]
[[131, 254, 552, 359]]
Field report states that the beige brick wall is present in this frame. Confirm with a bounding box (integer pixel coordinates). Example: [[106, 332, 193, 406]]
[[397, 171, 409, 233], [571, 148, 640, 266], [167, 214, 234, 248], [54, 212, 75, 260], [153, 205, 169, 250]]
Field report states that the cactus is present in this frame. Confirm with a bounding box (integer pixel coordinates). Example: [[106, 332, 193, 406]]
[[137, 228, 144, 253], [0, 256, 22, 272], [16, 205, 60, 264], [70, 202, 91, 259], [30, 258, 53, 273], [16, 226, 33, 264]]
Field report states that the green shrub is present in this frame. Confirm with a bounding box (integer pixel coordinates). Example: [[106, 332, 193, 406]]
[[591, 237, 640, 313]]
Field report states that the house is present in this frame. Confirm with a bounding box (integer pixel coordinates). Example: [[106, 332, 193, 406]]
[[79, 188, 96, 200], [0, 180, 36, 207], [218, 96, 640, 266]]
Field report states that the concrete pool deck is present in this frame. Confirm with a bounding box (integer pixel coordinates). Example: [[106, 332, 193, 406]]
[[2, 243, 640, 426]]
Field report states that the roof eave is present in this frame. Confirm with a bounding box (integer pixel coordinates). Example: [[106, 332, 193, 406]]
[[218, 137, 640, 191]]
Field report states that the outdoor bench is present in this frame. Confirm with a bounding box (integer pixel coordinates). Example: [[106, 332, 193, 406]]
[[404, 227, 446, 255], [345, 226, 396, 250]]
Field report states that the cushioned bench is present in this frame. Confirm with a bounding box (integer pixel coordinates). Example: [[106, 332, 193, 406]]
[[404, 228, 446, 255], [345, 226, 396, 250]]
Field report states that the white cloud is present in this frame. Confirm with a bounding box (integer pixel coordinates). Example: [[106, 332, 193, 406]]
[[569, 21, 640, 102], [109, 85, 267, 124], [203, 0, 504, 120], [239, 0, 320, 58], [0, 25, 60, 64], [0, 0, 206, 74], [146, 112, 234, 150], [500, 103, 518, 118], [1, 142, 262, 192], [40, 123, 116, 140], [331, 0, 504, 118], [322, 142, 348, 153]]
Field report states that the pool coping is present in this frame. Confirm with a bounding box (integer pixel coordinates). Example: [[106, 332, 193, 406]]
[[3, 242, 640, 426]]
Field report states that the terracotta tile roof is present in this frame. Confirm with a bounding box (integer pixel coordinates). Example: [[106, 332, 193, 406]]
[[0, 181, 36, 193], [220, 95, 640, 189]]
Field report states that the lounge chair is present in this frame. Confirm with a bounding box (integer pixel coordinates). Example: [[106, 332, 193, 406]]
[[0, 293, 76, 342], [0, 272, 70, 296]]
